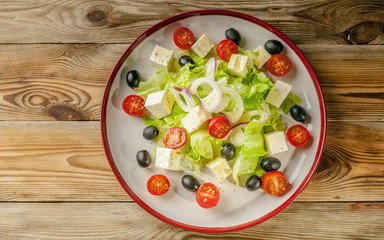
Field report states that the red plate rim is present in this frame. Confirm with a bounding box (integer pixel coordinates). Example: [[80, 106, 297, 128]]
[[100, 9, 327, 233]]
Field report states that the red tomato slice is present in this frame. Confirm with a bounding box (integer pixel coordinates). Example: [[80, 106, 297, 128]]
[[267, 53, 292, 76], [173, 27, 195, 49], [163, 127, 187, 149], [147, 174, 170, 196], [216, 39, 238, 62], [207, 116, 231, 139], [122, 95, 145, 116], [287, 125, 310, 147], [196, 183, 220, 208], [262, 171, 289, 195]]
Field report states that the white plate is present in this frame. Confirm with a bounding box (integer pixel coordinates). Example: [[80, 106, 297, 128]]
[[101, 10, 326, 233]]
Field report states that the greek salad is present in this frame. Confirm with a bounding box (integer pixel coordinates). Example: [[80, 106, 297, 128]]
[[122, 27, 311, 208]]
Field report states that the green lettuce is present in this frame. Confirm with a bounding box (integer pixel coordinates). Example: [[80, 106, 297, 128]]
[[232, 120, 266, 185], [136, 68, 176, 97], [279, 92, 303, 114]]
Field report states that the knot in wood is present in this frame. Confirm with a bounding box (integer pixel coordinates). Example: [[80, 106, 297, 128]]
[[347, 21, 383, 45], [87, 10, 106, 22]]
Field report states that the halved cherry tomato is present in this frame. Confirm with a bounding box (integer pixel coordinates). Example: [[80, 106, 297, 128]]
[[267, 53, 292, 76], [173, 27, 195, 49], [122, 95, 145, 116], [207, 116, 231, 139], [262, 171, 289, 195], [196, 183, 220, 208], [216, 39, 238, 62], [147, 174, 170, 196], [287, 124, 310, 147], [163, 127, 187, 149]]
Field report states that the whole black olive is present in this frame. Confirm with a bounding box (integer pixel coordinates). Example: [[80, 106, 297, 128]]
[[178, 55, 195, 69], [136, 150, 151, 168], [142, 126, 159, 140], [246, 175, 261, 191], [126, 70, 140, 89], [264, 40, 283, 55], [290, 105, 309, 122], [181, 175, 200, 192], [261, 157, 281, 172], [225, 28, 241, 45], [221, 143, 236, 160]]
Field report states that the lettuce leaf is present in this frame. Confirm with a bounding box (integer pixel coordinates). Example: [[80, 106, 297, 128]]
[[232, 120, 266, 185], [279, 92, 303, 114], [136, 68, 176, 97]]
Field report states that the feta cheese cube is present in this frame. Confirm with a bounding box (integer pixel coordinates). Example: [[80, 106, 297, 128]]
[[191, 34, 215, 58], [144, 90, 174, 119], [264, 131, 288, 155], [150, 45, 174, 69], [227, 54, 249, 77], [181, 105, 212, 133], [155, 147, 180, 170], [253, 45, 271, 69], [207, 157, 232, 181], [265, 80, 293, 108]]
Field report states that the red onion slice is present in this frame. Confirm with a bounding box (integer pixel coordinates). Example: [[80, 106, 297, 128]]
[[220, 87, 244, 123], [172, 86, 196, 112]]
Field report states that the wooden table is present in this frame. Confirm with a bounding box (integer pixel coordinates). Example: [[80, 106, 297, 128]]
[[0, 0, 383, 239]]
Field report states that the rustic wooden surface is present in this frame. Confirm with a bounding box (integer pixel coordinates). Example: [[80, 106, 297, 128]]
[[0, 0, 383, 239]]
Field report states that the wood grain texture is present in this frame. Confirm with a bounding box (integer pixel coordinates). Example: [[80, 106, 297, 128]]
[[0, 44, 383, 121], [0, 202, 383, 239], [0, 0, 382, 45], [0, 121, 383, 202]]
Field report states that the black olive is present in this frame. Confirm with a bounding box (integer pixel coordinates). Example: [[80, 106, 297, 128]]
[[264, 40, 283, 54], [221, 143, 236, 160], [181, 175, 200, 192], [290, 105, 309, 122], [142, 126, 159, 140], [225, 28, 241, 45], [246, 175, 261, 191], [178, 55, 195, 69], [136, 150, 151, 168], [126, 70, 140, 89], [261, 157, 281, 172]]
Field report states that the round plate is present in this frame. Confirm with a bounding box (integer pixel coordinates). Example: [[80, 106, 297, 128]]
[[101, 10, 326, 233]]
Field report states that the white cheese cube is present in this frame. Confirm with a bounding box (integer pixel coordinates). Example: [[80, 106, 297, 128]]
[[150, 45, 174, 69], [181, 105, 212, 133], [264, 131, 288, 155], [207, 157, 232, 181], [253, 45, 271, 69], [191, 34, 215, 58], [155, 147, 180, 170], [265, 80, 293, 108], [144, 90, 174, 119], [227, 54, 249, 77]]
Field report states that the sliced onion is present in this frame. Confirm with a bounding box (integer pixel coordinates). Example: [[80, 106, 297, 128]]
[[221, 87, 244, 123], [216, 77, 227, 86], [222, 122, 248, 142], [215, 95, 230, 113], [189, 77, 222, 113], [205, 57, 217, 80], [172, 86, 196, 112]]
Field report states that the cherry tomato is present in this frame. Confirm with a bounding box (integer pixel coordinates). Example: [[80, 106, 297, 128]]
[[262, 171, 289, 195], [196, 183, 220, 208], [207, 116, 231, 139], [173, 27, 195, 49], [216, 39, 238, 62], [122, 95, 145, 116], [287, 125, 310, 147], [267, 54, 292, 76], [147, 174, 170, 196], [163, 127, 187, 149]]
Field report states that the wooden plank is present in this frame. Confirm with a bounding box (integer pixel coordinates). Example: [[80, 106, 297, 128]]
[[0, 121, 383, 202], [0, 44, 383, 121], [0, 0, 382, 44], [0, 202, 383, 239]]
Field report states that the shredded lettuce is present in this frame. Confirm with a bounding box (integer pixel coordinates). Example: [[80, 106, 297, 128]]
[[279, 92, 303, 114], [186, 129, 223, 167], [136, 68, 176, 98], [232, 120, 266, 185]]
